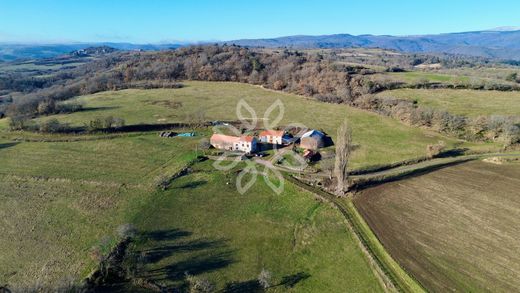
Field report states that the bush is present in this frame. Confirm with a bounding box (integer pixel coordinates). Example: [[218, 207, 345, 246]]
[[116, 223, 138, 239], [38, 118, 70, 133], [86, 116, 125, 132], [8, 115, 36, 131], [426, 141, 446, 159]]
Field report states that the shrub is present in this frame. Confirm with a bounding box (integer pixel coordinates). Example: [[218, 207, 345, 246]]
[[426, 141, 446, 159], [38, 118, 70, 133], [8, 115, 36, 131], [116, 223, 138, 239]]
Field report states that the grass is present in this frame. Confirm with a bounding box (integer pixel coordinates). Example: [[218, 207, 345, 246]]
[[285, 175, 424, 292], [377, 88, 520, 117], [0, 135, 384, 291], [127, 160, 383, 292], [39, 81, 496, 169], [0, 174, 144, 288], [354, 160, 520, 292], [0, 134, 200, 289], [0, 133, 199, 185], [0, 80, 508, 290], [0, 91, 386, 290], [386, 71, 471, 84]]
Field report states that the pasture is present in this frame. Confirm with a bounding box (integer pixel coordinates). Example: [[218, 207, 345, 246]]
[[126, 160, 383, 292], [39, 81, 496, 169], [0, 134, 199, 288], [376, 88, 520, 117], [354, 160, 520, 292]]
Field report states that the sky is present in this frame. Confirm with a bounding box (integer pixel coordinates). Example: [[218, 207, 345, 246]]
[[0, 0, 519, 44]]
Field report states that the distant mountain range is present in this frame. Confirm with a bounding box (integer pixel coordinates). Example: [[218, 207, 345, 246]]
[[0, 43, 181, 61], [3, 28, 520, 61], [228, 28, 520, 60]]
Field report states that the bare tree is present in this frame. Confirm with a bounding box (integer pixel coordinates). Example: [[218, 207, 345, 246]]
[[185, 272, 215, 293], [334, 120, 353, 196], [320, 158, 335, 179], [258, 268, 272, 289]]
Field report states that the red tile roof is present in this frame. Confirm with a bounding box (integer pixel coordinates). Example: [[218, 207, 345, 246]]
[[259, 130, 284, 137], [210, 134, 255, 143], [210, 134, 240, 143], [240, 135, 255, 142]]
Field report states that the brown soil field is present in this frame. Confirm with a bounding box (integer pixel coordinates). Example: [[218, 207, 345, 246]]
[[354, 160, 520, 292]]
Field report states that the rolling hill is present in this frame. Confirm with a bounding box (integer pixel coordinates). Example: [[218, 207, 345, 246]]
[[228, 28, 520, 60]]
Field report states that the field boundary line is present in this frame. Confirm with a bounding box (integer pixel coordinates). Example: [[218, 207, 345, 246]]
[[285, 174, 427, 293]]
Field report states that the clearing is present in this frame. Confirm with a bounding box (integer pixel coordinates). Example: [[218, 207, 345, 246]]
[[376, 88, 520, 117]]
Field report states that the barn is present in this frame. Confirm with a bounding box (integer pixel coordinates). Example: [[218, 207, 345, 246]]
[[300, 130, 326, 150], [210, 134, 257, 153]]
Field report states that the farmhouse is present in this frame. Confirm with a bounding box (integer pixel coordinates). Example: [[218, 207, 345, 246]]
[[259, 130, 284, 145], [300, 130, 326, 150], [210, 134, 257, 153]]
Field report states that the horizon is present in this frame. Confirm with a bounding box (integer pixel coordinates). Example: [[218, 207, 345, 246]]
[[1, 0, 520, 44], [1, 26, 520, 46]]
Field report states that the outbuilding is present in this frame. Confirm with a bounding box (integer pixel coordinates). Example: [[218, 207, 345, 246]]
[[300, 130, 326, 150], [259, 130, 284, 145]]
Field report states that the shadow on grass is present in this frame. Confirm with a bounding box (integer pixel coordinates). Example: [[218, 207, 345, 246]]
[[224, 280, 263, 292], [78, 106, 121, 112], [177, 180, 207, 189], [0, 142, 18, 150], [135, 228, 235, 290], [278, 271, 311, 288], [223, 271, 310, 293], [436, 148, 469, 158]]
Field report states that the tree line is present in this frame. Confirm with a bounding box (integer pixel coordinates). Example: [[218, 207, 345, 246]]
[[1, 44, 518, 145]]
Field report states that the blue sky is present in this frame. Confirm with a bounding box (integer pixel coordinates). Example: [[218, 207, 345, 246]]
[[0, 0, 519, 43]]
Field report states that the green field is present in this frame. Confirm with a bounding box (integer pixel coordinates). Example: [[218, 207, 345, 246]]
[[354, 160, 520, 292], [0, 135, 383, 291], [39, 81, 496, 169], [126, 161, 383, 292], [386, 71, 471, 84], [0, 134, 199, 289], [1, 80, 396, 290], [0, 175, 144, 288], [377, 88, 520, 117], [0, 80, 509, 291]]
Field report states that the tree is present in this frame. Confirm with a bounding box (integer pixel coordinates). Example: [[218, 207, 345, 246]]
[[258, 268, 272, 289], [334, 120, 352, 196], [116, 223, 137, 239], [320, 158, 335, 179]]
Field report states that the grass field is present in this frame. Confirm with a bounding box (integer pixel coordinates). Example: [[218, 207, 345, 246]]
[[39, 81, 496, 169], [0, 100, 385, 290], [0, 133, 198, 185], [354, 160, 520, 292], [0, 80, 509, 290], [0, 134, 199, 289], [0, 136, 383, 291], [0, 175, 144, 288], [377, 88, 520, 117], [386, 71, 471, 84], [126, 161, 383, 292]]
